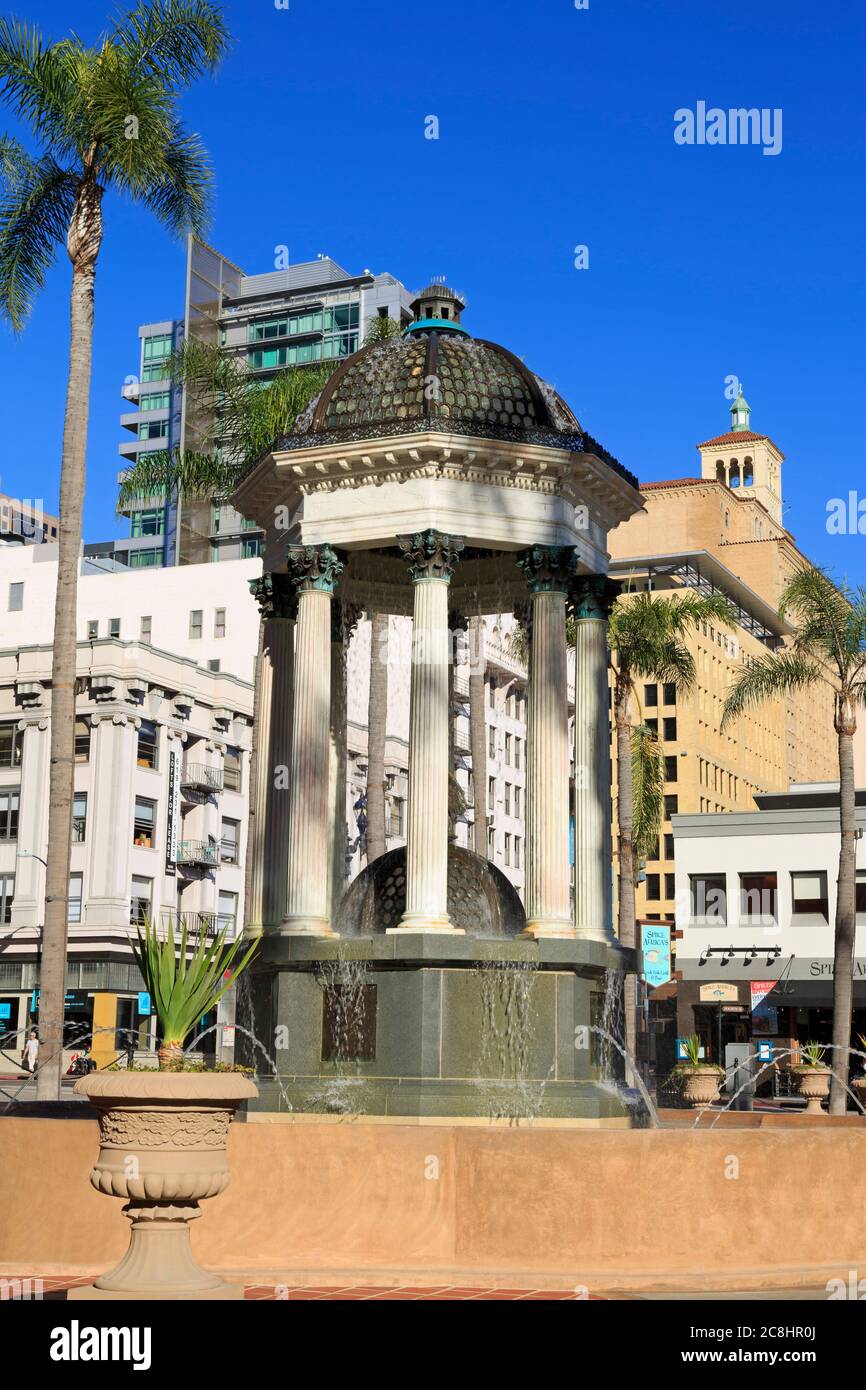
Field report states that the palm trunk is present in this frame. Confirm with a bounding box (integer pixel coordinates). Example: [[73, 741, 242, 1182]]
[[37, 182, 102, 1101], [614, 671, 638, 1081], [468, 616, 487, 855], [158, 1042, 184, 1070], [366, 610, 389, 862], [830, 717, 857, 1115]]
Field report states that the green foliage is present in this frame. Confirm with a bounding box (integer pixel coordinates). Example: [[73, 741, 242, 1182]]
[[0, 2, 229, 329], [363, 313, 402, 345], [671, 1033, 723, 1074], [609, 590, 736, 700], [798, 1041, 827, 1069], [133, 913, 257, 1050]]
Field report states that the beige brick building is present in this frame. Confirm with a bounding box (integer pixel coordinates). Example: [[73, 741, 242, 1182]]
[[608, 391, 838, 923]]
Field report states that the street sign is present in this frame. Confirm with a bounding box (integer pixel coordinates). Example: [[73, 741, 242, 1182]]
[[676, 1036, 705, 1060], [757, 1040, 774, 1063], [641, 923, 672, 988]]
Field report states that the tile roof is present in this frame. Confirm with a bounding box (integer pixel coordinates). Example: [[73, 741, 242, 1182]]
[[697, 430, 772, 448]]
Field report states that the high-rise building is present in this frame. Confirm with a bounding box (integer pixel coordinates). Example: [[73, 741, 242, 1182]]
[[116, 237, 414, 568], [0, 492, 59, 547], [608, 393, 838, 927]]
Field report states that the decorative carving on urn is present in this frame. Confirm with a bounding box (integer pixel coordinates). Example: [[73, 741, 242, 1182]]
[[516, 544, 578, 594], [98, 1107, 234, 1152], [398, 529, 465, 582], [249, 572, 298, 621], [285, 543, 346, 594]]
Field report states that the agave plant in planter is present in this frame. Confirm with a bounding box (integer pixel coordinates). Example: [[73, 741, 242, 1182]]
[[71, 917, 258, 1301], [792, 1041, 833, 1116], [852, 1034, 866, 1114], [672, 1034, 725, 1109]]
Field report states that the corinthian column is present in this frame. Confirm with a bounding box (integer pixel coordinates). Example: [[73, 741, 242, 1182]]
[[328, 602, 361, 925], [517, 545, 577, 938], [391, 529, 465, 934], [246, 575, 297, 937], [281, 544, 345, 937], [571, 576, 619, 944]]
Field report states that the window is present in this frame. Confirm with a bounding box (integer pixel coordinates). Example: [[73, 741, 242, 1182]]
[[109, 618, 120, 639], [240, 536, 263, 559], [139, 391, 170, 412], [665, 873, 676, 900], [223, 747, 241, 792], [646, 874, 661, 901], [740, 872, 778, 923], [504, 784, 511, 816], [141, 362, 169, 383], [8, 582, 23, 611], [0, 875, 14, 924], [487, 826, 495, 856], [130, 876, 152, 925], [129, 549, 162, 569], [142, 333, 172, 360], [514, 738, 521, 770], [68, 873, 83, 925], [664, 833, 675, 860], [72, 792, 87, 842], [137, 720, 159, 770], [0, 723, 22, 768], [504, 833, 512, 866], [488, 726, 496, 758], [505, 732, 512, 766], [644, 684, 657, 708], [189, 609, 203, 640], [218, 890, 238, 936], [663, 717, 677, 742], [130, 508, 165, 537], [663, 794, 678, 819], [86, 619, 99, 639], [0, 791, 18, 841], [220, 818, 240, 864], [140, 616, 152, 643], [488, 678, 497, 709], [207, 659, 221, 673], [791, 871, 829, 920], [214, 608, 226, 639], [856, 872, 866, 921], [74, 718, 91, 762], [514, 837, 522, 870], [133, 797, 156, 848], [138, 419, 168, 441], [664, 756, 678, 783], [388, 798, 404, 838], [646, 718, 658, 735], [488, 776, 496, 804], [662, 683, 677, 706]]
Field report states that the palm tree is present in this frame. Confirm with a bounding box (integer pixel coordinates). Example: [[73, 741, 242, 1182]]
[[0, 1, 229, 1100], [608, 590, 735, 1067], [722, 566, 866, 1114]]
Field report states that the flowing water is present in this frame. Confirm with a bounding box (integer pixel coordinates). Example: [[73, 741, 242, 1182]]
[[474, 960, 549, 1122], [310, 957, 371, 1115]]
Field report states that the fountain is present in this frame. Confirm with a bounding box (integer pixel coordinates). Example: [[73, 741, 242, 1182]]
[[231, 282, 645, 1122]]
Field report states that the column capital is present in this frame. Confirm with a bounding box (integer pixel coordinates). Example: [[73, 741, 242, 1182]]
[[249, 572, 298, 621], [516, 544, 577, 594], [285, 543, 345, 595], [398, 529, 464, 582], [569, 575, 620, 621]]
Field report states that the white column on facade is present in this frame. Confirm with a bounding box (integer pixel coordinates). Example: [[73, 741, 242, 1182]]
[[392, 530, 465, 934], [282, 545, 345, 937], [518, 546, 576, 938], [86, 713, 136, 931], [327, 602, 359, 928], [572, 577, 618, 944], [9, 718, 49, 931]]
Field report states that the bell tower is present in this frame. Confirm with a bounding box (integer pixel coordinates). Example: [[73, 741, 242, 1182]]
[[697, 389, 784, 526]]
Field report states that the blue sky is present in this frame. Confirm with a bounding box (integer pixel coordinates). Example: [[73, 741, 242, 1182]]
[[1, 0, 865, 573]]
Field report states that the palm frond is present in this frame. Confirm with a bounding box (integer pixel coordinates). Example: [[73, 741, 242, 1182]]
[[134, 122, 212, 234], [0, 17, 81, 156], [0, 138, 76, 329], [780, 565, 856, 675], [364, 313, 402, 344], [720, 650, 824, 730], [114, 0, 230, 90], [631, 724, 665, 870], [118, 447, 238, 507]]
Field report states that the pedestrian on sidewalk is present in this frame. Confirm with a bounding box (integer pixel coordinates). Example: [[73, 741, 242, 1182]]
[[22, 1029, 39, 1074]]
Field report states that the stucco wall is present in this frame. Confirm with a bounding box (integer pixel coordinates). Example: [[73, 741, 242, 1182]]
[[2, 1115, 865, 1292]]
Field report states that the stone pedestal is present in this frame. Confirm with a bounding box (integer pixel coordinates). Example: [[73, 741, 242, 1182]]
[[282, 545, 345, 937], [392, 530, 465, 934]]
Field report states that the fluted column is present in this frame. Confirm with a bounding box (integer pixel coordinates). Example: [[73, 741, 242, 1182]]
[[391, 530, 465, 934], [517, 545, 577, 938], [571, 577, 618, 943], [282, 545, 345, 937], [328, 602, 361, 925], [246, 575, 297, 937]]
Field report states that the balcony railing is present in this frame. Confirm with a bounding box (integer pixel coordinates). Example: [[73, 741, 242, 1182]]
[[181, 762, 223, 793], [157, 909, 236, 940], [176, 839, 219, 867]]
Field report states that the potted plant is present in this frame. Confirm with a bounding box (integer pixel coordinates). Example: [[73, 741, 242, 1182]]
[[792, 1041, 833, 1115], [672, 1034, 724, 1109], [71, 916, 258, 1301]]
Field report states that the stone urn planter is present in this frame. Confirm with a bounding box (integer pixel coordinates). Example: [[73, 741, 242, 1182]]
[[679, 1068, 724, 1109], [793, 1066, 832, 1116], [852, 1076, 866, 1113], [70, 1071, 257, 1300]]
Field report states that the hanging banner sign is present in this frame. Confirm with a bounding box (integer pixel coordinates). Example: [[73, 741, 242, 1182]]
[[750, 980, 777, 1011], [165, 748, 181, 875], [641, 923, 672, 988]]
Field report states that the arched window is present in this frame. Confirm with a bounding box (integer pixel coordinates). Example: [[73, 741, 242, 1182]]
[[743, 457, 754, 486], [716, 460, 726, 483], [729, 460, 740, 488]]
